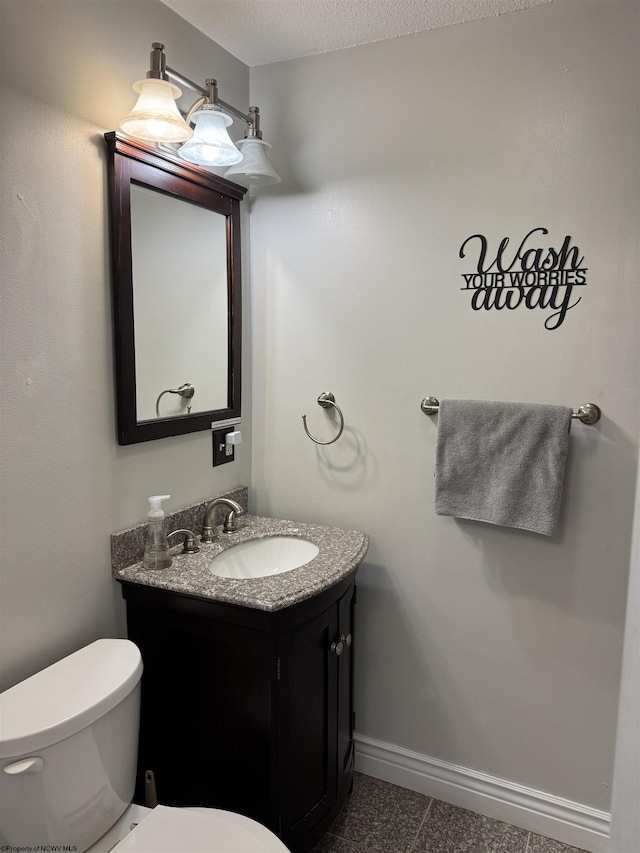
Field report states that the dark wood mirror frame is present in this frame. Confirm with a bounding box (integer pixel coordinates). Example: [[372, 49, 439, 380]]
[[105, 132, 246, 445]]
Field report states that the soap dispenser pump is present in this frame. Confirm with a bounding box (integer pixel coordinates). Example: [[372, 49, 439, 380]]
[[143, 495, 172, 570]]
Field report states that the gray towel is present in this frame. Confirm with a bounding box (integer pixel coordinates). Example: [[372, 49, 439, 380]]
[[435, 400, 573, 536]]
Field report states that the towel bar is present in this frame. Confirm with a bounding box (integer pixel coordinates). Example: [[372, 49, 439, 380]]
[[420, 397, 601, 425]]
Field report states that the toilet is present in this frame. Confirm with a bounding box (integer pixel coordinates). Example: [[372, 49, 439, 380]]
[[0, 639, 290, 852]]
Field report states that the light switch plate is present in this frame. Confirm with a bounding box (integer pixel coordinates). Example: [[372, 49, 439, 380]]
[[212, 428, 234, 466]]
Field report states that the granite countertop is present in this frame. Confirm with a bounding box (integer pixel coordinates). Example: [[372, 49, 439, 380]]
[[114, 513, 369, 612]]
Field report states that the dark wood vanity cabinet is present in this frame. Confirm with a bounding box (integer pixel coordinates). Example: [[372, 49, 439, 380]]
[[120, 571, 357, 853]]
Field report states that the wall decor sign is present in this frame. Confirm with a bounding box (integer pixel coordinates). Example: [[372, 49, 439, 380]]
[[459, 227, 586, 330]]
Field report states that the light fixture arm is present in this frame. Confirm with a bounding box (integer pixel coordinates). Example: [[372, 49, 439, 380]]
[[164, 65, 209, 100], [147, 42, 171, 82], [148, 43, 257, 131], [245, 106, 262, 139], [168, 66, 261, 134]]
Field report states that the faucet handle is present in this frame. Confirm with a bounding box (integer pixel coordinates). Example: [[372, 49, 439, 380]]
[[223, 507, 244, 533], [167, 529, 200, 553]]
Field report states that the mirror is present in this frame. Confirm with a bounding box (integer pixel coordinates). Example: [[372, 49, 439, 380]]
[[105, 132, 246, 444]]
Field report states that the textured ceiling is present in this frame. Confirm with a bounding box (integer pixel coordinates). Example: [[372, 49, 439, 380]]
[[160, 0, 552, 67]]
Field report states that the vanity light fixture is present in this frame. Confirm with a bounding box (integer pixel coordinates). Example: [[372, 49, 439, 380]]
[[119, 44, 193, 143], [179, 104, 242, 167], [119, 43, 280, 185], [225, 107, 281, 185]]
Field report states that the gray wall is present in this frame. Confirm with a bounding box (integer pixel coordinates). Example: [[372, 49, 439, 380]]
[[0, 0, 252, 690], [249, 0, 639, 812]]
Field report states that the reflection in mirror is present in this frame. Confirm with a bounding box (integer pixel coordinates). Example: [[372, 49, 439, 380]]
[[130, 185, 228, 419], [104, 132, 246, 445]]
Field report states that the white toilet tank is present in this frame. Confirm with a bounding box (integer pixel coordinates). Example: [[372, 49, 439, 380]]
[[0, 639, 143, 852]]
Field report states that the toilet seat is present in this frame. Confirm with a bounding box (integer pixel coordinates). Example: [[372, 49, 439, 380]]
[[91, 804, 290, 853]]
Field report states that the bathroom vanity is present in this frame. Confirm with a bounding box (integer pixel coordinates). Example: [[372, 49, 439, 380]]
[[114, 508, 368, 853]]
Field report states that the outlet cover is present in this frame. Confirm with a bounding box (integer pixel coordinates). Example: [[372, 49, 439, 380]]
[[212, 428, 234, 466]]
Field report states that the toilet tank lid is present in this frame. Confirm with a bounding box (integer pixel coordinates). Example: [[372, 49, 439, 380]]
[[0, 639, 143, 759]]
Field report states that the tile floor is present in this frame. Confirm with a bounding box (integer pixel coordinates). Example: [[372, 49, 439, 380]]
[[311, 773, 589, 853]]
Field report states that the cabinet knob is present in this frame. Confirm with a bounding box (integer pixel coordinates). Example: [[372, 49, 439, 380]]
[[330, 634, 352, 656]]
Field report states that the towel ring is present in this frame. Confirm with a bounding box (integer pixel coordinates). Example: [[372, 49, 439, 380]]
[[155, 383, 195, 418], [302, 392, 345, 445], [419, 397, 602, 425]]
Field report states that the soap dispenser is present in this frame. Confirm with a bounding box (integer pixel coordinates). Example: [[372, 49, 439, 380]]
[[143, 495, 172, 570]]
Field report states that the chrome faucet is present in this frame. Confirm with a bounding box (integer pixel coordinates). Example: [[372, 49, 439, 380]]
[[201, 497, 244, 542]]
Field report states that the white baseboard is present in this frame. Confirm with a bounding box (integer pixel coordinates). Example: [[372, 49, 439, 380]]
[[354, 734, 610, 853]]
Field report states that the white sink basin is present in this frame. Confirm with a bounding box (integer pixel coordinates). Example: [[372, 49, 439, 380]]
[[209, 536, 320, 579]]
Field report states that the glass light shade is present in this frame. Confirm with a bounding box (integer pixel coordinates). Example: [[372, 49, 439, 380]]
[[225, 138, 281, 186], [119, 79, 193, 143], [178, 108, 242, 166]]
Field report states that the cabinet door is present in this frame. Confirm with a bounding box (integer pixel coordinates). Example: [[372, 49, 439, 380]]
[[277, 606, 338, 844], [336, 582, 355, 797], [127, 603, 275, 827]]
